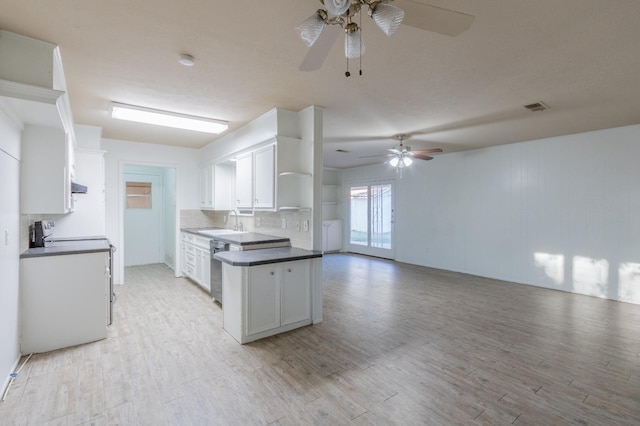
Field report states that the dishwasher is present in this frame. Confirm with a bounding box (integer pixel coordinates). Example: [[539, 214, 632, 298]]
[[210, 239, 230, 304]]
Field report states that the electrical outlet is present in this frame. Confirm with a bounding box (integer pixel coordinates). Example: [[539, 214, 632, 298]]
[[295, 221, 300, 231], [281, 218, 287, 229], [256, 217, 261, 227], [303, 220, 309, 232]]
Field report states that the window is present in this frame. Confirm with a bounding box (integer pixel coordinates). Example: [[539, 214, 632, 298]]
[[126, 182, 152, 209]]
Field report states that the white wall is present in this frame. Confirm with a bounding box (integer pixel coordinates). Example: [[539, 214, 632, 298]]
[[342, 124, 640, 305], [0, 106, 22, 395], [102, 138, 199, 284]]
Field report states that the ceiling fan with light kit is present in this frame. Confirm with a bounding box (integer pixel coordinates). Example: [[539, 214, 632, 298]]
[[360, 134, 443, 177], [296, 0, 475, 75]]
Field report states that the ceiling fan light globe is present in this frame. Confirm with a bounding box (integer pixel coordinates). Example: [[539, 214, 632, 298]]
[[296, 12, 327, 46], [389, 156, 399, 167], [324, 0, 352, 16], [402, 156, 413, 167], [371, 3, 405, 36], [345, 28, 365, 58]]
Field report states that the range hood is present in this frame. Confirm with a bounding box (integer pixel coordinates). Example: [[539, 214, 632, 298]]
[[71, 181, 87, 194]]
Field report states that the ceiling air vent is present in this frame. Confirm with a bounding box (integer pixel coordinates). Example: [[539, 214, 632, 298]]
[[524, 102, 549, 112]]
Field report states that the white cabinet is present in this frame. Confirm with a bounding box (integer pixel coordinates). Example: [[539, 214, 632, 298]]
[[231, 137, 313, 212], [200, 162, 234, 211], [223, 259, 312, 343], [235, 153, 253, 209], [181, 232, 211, 291], [198, 164, 213, 209], [280, 261, 311, 326], [253, 145, 275, 209], [234, 145, 275, 210], [20, 124, 74, 214], [246, 265, 280, 335], [20, 250, 109, 353]]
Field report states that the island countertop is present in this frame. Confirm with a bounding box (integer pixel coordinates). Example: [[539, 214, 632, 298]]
[[181, 228, 290, 246], [214, 247, 322, 267]]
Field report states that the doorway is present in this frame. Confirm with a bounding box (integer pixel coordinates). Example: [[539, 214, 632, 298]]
[[346, 181, 395, 259], [122, 165, 176, 267]]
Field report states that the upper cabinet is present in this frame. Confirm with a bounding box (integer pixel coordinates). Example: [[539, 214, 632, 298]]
[[21, 125, 75, 214], [200, 161, 235, 211], [230, 137, 312, 213], [0, 31, 78, 214], [235, 153, 254, 209]]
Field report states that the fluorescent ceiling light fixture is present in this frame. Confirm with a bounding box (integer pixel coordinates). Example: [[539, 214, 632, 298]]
[[110, 102, 228, 134]]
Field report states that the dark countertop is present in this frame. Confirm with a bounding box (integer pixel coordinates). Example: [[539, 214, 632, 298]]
[[21, 238, 111, 258], [214, 247, 322, 267], [182, 228, 290, 246]]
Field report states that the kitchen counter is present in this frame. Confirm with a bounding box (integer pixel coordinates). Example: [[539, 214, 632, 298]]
[[21, 238, 111, 258], [181, 228, 290, 247], [214, 247, 322, 267]]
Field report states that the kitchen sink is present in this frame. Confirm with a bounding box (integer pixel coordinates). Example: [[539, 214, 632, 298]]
[[198, 229, 248, 237]]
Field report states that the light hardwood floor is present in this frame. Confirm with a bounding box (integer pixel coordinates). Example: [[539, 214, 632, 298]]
[[1, 253, 639, 425]]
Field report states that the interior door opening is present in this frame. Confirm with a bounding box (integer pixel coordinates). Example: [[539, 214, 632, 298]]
[[122, 165, 176, 269]]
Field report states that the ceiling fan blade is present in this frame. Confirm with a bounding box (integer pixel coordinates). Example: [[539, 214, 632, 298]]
[[395, 0, 475, 36], [386, 148, 402, 154], [412, 148, 443, 155], [413, 154, 434, 161], [299, 25, 341, 71]]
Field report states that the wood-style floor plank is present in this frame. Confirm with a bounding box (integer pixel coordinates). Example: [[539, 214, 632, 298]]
[[1, 254, 639, 425]]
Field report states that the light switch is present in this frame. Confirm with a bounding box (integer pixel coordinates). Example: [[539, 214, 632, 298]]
[[303, 220, 309, 232], [281, 218, 287, 229], [4, 229, 8, 246]]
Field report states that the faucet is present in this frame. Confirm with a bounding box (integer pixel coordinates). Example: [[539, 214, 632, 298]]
[[229, 209, 239, 231]]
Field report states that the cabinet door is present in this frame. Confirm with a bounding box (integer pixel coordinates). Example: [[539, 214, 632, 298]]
[[246, 265, 279, 335], [199, 165, 213, 209], [199, 248, 211, 291], [281, 261, 311, 326], [253, 145, 275, 209], [235, 153, 253, 208]]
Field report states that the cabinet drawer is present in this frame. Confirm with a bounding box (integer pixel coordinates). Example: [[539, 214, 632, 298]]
[[184, 263, 195, 278], [185, 244, 196, 255], [185, 253, 196, 266]]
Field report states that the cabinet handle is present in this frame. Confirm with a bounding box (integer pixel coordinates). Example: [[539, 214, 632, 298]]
[[270, 271, 275, 276]]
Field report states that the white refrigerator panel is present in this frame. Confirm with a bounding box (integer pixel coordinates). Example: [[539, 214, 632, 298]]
[[20, 251, 108, 354]]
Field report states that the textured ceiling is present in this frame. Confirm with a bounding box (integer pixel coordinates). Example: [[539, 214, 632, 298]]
[[1, 0, 640, 168]]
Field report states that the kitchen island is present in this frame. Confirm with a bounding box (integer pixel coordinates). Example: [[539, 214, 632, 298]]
[[215, 247, 322, 344]]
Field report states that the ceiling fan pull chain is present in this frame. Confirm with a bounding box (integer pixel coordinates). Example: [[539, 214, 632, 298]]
[[359, 10, 363, 76], [345, 56, 351, 77]]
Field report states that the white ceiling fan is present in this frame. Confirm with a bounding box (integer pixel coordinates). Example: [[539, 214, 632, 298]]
[[360, 134, 443, 177], [296, 0, 475, 73]]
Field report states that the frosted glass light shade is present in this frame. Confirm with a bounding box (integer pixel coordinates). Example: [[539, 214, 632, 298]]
[[402, 156, 413, 166], [325, 0, 352, 16], [110, 103, 228, 134], [389, 156, 399, 167], [345, 29, 365, 58], [372, 3, 405, 36], [296, 12, 327, 46]]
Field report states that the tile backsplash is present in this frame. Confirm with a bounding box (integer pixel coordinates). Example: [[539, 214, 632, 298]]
[[179, 209, 312, 250]]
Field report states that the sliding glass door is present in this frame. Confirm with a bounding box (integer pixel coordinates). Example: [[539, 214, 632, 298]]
[[347, 182, 394, 259]]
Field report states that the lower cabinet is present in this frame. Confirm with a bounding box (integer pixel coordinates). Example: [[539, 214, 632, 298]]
[[223, 259, 312, 344], [181, 232, 211, 292]]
